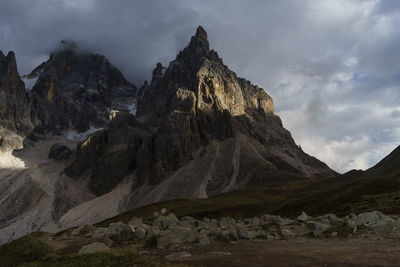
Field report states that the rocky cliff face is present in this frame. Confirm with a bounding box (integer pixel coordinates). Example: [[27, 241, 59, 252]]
[[0, 51, 39, 152], [30, 41, 137, 134], [66, 26, 336, 201]]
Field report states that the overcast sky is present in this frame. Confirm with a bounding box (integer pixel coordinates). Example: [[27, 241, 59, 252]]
[[1, 0, 399, 173]]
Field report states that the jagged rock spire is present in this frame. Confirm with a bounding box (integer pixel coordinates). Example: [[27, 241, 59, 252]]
[[195, 25, 208, 41], [0, 51, 23, 95], [0, 51, 39, 152]]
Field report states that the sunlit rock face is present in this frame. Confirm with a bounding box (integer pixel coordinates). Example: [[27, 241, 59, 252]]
[[0, 51, 40, 152], [137, 25, 274, 117], [30, 40, 137, 134], [67, 26, 336, 199]]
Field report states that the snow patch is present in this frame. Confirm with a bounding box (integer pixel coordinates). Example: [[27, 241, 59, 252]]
[[67, 126, 103, 141], [128, 102, 137, 115], [0, 152, 26, 170], [21, 77, 38, 90]]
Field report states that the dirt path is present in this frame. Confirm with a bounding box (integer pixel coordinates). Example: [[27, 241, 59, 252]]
[[162, 238, 400, 266]]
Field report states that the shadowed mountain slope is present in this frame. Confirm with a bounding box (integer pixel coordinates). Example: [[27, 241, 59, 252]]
[[98, 145, 400, 226]]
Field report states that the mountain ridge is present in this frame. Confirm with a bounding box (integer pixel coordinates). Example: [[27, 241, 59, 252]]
[[0, 26, 336, 245], [65, 26, 336, 200]]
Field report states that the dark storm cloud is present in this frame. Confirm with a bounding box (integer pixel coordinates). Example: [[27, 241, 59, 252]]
[[1, 0, 400, 172], [0, 0, 200, 84]]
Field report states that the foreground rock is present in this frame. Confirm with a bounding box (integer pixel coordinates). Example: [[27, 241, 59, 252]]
[[67, 209, 400, 253], [79, 242, 110, 255]]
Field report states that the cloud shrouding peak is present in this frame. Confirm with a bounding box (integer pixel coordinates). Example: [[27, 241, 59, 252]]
[[1, 0, 399, 173]]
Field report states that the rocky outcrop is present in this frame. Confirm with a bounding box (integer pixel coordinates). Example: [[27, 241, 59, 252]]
[[66, 26, 336, 200], [69, 209, 399, 252], [65, 111, 153, 195], [0, 51, 40, 152], [30, 40, 137, 134], [48, 143, 73, 161]]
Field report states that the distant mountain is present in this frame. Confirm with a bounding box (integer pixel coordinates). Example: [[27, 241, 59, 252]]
[[29, 40, 136, 134]]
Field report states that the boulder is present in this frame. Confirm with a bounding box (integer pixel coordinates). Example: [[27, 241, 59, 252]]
[[252, 217, 261, 226], [153, 213, 179, 230], [330, 232, 338, 237], [148, 226, 161, 236], [160, 208, 168, 215], [152, 211, 160, 219], [280, 225, 312, 239], [128, 217, 144, 228], [345, 214, 358, 233], [48, 143, 73, 161], [297, 212, 309, 222], [315, 213, 343, 225], [78, 242, 110, 255], [237, 227, 258, 239], [308, 222, 331, 237], [218, 229, 238, 241], [357, 211, 395, 228], [262, 214, 293, 226], [219, 217, 236, 229], [198, 233, 210, 245], [157, 226, 198, 248], [133, 227, 146, 239], [107, 222, 134, 242], [181, 216, 197, 224]]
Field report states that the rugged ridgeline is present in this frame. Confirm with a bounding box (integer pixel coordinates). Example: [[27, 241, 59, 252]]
[[0, 44, 138, 244], [30, 40, 137, 134], [0, 51, 40, 152], [65, 26, 336, 205], [0, 41, 136, 151]]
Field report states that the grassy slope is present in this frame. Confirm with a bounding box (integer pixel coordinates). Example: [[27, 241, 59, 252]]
[[98, 145, 400, 225], [0, 232, 176, 267]]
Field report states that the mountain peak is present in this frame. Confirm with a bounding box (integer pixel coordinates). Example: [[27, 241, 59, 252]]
[[5, 51, 17, 70], [58, 40, 78, 52], [50, 40, 82, 58], [0, 51, 20, 89], [0, 51, 17, 74], [195, 25, 208, 41], [29, 44, 136, 133]]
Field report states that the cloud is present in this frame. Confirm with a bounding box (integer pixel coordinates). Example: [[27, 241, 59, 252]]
[[0, 0, 400, 172]]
